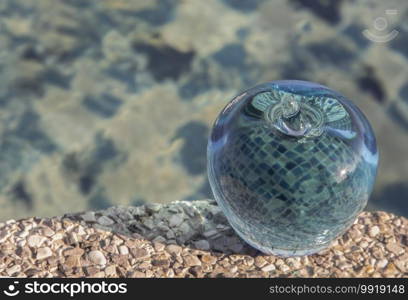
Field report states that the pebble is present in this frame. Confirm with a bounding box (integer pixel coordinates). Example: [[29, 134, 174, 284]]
[[105, 265, 117, 276], [166, 268, 175, 277], [194, 240, 210, 251], [82, 212, 96, 222], [63, 247, 84, 256], [141, 219, 153, 231], [279, 264, 290, 272], [241, 257, 253, 267], [132, 206, 146, 217], [166, 230, 175, 239], [384, 263, 398, 276], [18, 230, 29, 238], [153, 242, 165, 252], [178, 222, 192, 237], [77, 227, 86, 236], [0, 230, 9, 243], [166, 244, 182, 255], [152, 259, 169, 267], [145, 203, 161, 213], [6, 265, 21, 276], [203, 229, 218, 238], [42, 227, 55, 237], [93, 271, 106, 278], [169, 214, 184, 227], [368, 226, 380, 237], [25, 268, 40, 277], [201, 254, 217, 265], [27, 235, 46, 248], [152, 235, 166, 243], [286, 257, 301, 269], [65, 255, 81, 268], [52, 233, 63, 241], [385, 242, 404, 255], [138, 262, 151, 270], [119, 245, 129, 255], [97, 216, 115, 226], [359, 240, 369, 248], [85, 266, 99, 276], [255, 256, 267, 268], [228, 240, 244, 253], [261, 264, 276, 272], [183, 255, 201, 267], [131, 271, 146, 278], [394, 259, 407, 272], [89, 250, 107, 265], [131, 248, 149, 259], [36, 247, 53, 260], [376, 259, 388, 268]]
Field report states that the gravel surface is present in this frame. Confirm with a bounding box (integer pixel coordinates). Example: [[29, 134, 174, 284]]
[[0, 200, 407, 278]]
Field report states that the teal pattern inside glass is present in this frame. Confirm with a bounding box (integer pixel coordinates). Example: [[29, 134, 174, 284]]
[[207, 80, 378, 256]]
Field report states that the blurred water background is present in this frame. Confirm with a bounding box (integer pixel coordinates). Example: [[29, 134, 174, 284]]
[[0, 0, 407, 221]]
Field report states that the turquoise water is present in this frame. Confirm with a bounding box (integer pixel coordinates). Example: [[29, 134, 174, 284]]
[[0, 0, 407, 220]]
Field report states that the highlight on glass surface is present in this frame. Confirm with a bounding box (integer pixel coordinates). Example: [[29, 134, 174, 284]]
[[207, 80, 379, 256]]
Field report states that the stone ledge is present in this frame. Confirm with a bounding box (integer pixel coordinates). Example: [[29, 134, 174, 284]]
[[0, 199, 406, 277]]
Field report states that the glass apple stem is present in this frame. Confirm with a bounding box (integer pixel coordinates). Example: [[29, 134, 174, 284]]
[[265, 93, 324, 139], [270, 95, 310, 137], [281, 94, 300, 119]]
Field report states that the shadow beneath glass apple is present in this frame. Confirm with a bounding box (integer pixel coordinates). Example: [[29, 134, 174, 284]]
[[64, 199, 261, 257]]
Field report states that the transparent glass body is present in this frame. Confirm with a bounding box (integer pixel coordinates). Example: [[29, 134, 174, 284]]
[[207, 80, 378, 256]]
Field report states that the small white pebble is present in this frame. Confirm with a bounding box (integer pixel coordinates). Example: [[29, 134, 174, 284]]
[[52, 233, 63, 241], [359, 240, 369, 248], [376, 259, 388, 269], [89, 250, 107, 265], [262, 264, 276, 272], [230, 266, 238, 273], [36, 247, 52, 260], [119, 245, 129, 255], [18, 230, 29, 238], [369, 226, 380, 237], [43, 228, 55, 237], [27, 235, 46, 248]]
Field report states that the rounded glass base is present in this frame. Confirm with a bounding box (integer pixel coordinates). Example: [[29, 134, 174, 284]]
[[233, 227, 331, 257], [226, 209, 334, 257]]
